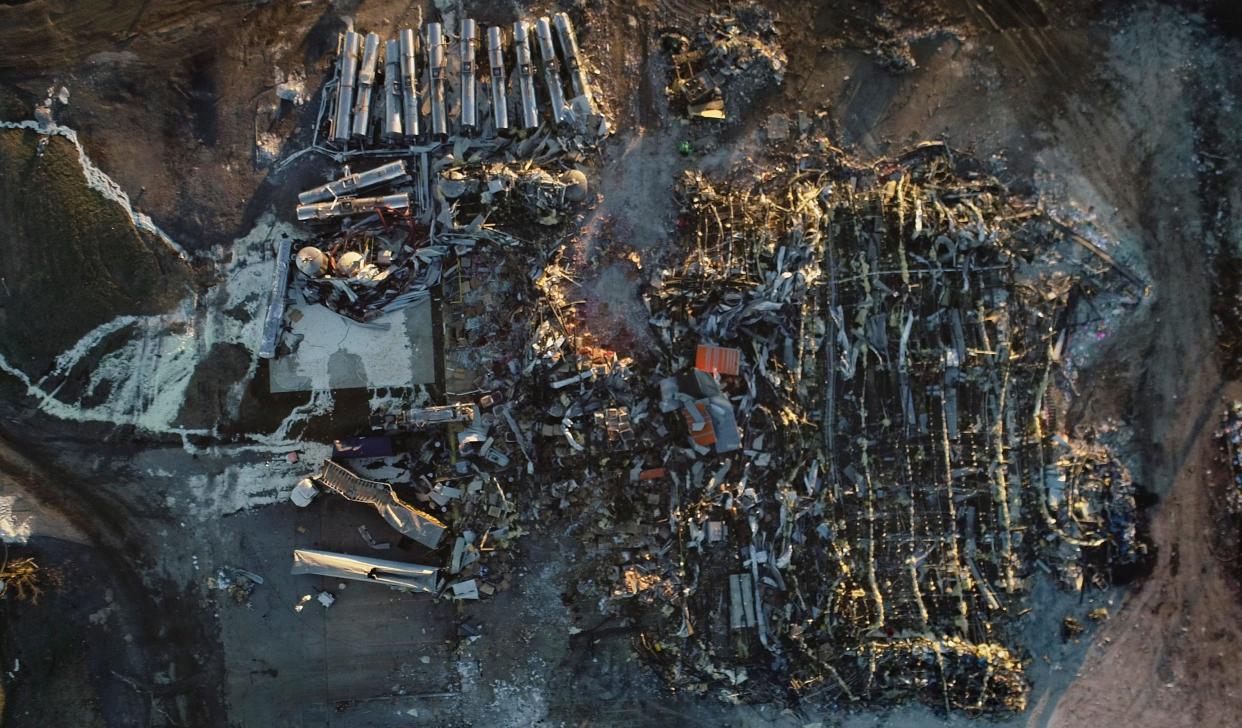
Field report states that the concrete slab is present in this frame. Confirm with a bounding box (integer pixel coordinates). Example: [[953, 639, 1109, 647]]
[[269, 298, 436, 393], [218, 499, 457, 727]]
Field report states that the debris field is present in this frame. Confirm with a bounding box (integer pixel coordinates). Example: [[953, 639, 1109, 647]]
[[251, 6, 1153, 716]]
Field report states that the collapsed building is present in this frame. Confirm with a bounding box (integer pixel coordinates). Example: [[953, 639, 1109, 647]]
[[257, 6, 1150, 716]]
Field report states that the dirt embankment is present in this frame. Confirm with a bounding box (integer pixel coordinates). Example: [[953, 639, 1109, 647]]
[[0, 129, 191, 375], [0, 0, 349, 251]]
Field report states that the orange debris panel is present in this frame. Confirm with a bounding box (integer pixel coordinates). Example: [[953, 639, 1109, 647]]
[[639, 468, 667, 480], [695, 344, 741, 376], [682, 402, 718, 448]]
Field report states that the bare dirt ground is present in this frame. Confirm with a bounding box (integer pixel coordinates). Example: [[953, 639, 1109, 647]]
[[1, 0, 1241, 726]]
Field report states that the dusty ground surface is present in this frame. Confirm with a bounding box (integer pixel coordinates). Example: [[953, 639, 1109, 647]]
[[1, 0, 1241, 726]]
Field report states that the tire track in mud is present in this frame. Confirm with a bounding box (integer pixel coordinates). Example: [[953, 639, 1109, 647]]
[[0, 433, 225, 726]]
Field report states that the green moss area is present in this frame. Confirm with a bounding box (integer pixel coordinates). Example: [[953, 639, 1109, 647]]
[[0, 128, 191, 377]]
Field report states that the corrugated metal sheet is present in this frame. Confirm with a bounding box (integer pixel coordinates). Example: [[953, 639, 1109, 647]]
[[695, 344, 741, 375]]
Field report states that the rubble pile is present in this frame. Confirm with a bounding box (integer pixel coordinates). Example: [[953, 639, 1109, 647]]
[[520, 140, 1145, 712], [261, 10, 1151, 713], [1215, 401, 1242, 515], [1041, 436, 1141, 590], [662, 2, 787, 121]]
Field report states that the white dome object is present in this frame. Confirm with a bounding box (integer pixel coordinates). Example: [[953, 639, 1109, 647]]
[[336, 251, 366, 277], [295, 246, 328, 277]]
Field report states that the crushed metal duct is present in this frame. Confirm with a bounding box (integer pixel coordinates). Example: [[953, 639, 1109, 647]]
[[291, 549, 440, 594], [314, 460, 446, 548], [257, 235, 292, 359]]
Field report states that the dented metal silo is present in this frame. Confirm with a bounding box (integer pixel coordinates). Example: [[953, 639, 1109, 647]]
[[487, 26, 509, 132], [383, 39, 404, 142], [426, 23, 448, 140], [460, 18, 479, 134], [534, 18, 567, 123], [554, 13, 594, 114]]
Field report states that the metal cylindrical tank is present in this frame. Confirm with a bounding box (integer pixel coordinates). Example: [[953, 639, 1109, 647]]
[[513, 21, 539, 130], [332, 32, 361, 142], [352, 32, 381, 139], [398, 29, 420, 139], [487, 26, 509, 132]]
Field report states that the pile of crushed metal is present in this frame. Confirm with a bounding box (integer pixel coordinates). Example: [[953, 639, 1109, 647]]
[[662, 2, 787, 121], [518, 140, 1146, 713]]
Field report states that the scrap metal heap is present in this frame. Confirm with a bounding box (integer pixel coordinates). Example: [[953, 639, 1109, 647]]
[[662, 2, 787, 121], [270, 13, 612, 599], [274, 14, 608, 328], [264, 11, 1154, 711]]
